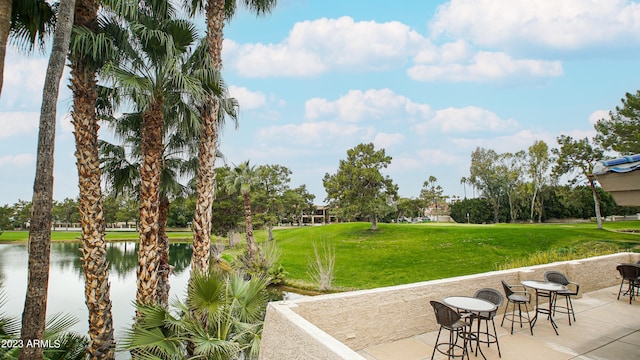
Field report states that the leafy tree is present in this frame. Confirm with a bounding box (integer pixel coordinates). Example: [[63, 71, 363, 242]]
[[210, 166, 244, 238], [501, 151, 525, 222], [323, 143, 398, 231], [19, 0, 75, 358], [394, 197, 423, 222], [280, 185, 315, 226], [254, 164, 292, 239], [51, 198, 80, 229], [552, 135, 604, 228], [594, 90, 640, 155], [11, 200, 31, 229], [449, 197, 493, 224], [225, 161, 261, 261], [469, 147, 505, 223], [0, 204, 12, 230], [526, 140, 553, 222]]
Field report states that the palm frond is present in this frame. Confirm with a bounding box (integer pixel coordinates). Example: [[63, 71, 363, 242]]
[[43, 313, 79, 340]]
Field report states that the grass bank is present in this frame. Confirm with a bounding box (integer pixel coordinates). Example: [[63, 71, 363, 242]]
[[0, 230, 193, 243], [272, 222, 640, 290]]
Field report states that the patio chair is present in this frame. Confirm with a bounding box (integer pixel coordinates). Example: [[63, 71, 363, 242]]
[[473, 288, 503, 358], [500, 280, 532, 335], [616, 263, 640, 304], [544, 270, 580, 325], [430, 300, 471, 360]]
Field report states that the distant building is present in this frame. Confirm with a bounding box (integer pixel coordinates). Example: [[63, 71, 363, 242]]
[[301, 205, 338, 225]]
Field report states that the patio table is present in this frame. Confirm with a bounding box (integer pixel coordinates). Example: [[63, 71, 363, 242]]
[[521, 280, 567, 335], [443, 296, 497, 359]]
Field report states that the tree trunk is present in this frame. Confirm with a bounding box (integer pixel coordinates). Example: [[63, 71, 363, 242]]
[[0, 0, 11, 97], [243, 193, 257, 261], [190, 109, 218, 273], [137, 101, 164, 305], [156, 194, 171, 308], [70, 0, 115, 357], [371, 215, 378, 231], [19, 0, 75, 358], [589, 178, 603, 229], [529, 187, 538, 223], [190, 0, 225, 275]]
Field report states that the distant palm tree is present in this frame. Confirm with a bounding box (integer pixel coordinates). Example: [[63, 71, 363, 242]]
[[186, 0, 277, 274], [225, 161, 261, 262], [121, 268, 269, 360]]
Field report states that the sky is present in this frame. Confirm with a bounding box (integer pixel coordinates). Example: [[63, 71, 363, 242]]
[[1, 0, 640, 207]]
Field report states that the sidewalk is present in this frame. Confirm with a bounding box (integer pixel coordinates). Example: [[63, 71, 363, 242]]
[[358, 286, 640, 360]]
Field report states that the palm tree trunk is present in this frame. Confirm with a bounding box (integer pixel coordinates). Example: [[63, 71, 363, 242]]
[[0, 0, 11, 97], [19, 0, 75, 358], [137, 101, 164, 305], [190, 109, 218, 273], [70, 0, 115, 357], [243, 193, 257, 261], [156, 194, 171, 307], [190, 0, 225, 274]]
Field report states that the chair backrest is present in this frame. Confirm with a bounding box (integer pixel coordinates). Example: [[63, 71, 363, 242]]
[[474, 287, 504, 307], [616, 263, 640, 280], [500, 280, 514, 297], [544, 270, 570, 286], [430, 300, 461, 328]]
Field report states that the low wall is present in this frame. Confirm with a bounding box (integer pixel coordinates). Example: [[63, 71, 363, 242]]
[[259, 252, 640, 360]]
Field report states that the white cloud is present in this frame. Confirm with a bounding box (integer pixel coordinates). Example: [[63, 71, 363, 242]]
[[0, 153, 35, 168], [408, 50, 563, 82], [228, 85, 268, 110], [373, 133, 404, 149], [224, 16, 425, 77], [414, 106, 518, 134], [305, 88, 432, 122], [588, 110, 610, 125], [415, 148, 462, 165], [429, 0, 640, 49], [257, 121, 374, 146], [0, 112, 39, 138]]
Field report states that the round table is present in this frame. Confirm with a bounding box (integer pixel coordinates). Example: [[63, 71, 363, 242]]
[[443, 296, 497, 359], [521, 280, 568, 335]]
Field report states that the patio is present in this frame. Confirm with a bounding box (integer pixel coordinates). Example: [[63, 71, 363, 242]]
[[358, 285, 640, 360]]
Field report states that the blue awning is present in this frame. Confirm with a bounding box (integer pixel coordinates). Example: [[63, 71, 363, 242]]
[[593, 154, 640, 175]]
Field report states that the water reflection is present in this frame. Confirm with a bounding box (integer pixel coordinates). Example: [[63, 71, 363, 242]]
[[0, 241, 194, 350]]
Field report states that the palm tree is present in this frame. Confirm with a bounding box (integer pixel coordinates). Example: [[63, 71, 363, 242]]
[[186, 0, 277, 274], [0, 0, 55, 96], [19, 1, 74, 359], [102, 8, 209, 306], [121, 268, 269, 360], [224, 161, 260, 262]]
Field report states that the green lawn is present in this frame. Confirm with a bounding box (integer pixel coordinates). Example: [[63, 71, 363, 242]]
[[272, 222, 640, 290], [0, 230, 193, 242]]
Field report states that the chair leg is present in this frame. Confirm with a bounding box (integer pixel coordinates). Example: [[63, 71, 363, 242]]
[[430, 327, 442, 360], [618, 279, 624, 300], [491, 318, 502, 358]]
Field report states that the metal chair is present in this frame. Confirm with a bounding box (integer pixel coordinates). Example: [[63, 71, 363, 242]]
[[616, 263, 640, 304], [430, 300, 471, 360], [500, 280, 532, 335], [473, 288, 503, 358], [544, 270, 579, 325]]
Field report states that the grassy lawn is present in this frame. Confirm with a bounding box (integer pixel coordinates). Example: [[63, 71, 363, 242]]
[[272, 221, 640, 290], [0, 230, 193, 242]]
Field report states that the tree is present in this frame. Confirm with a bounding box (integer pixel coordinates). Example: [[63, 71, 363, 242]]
[[255, 164, 291, 240], [500, 151, 525, 222], [594, 90, 640, 155], [420, 176, 445, 218], [225, 161, 261, 261], [552, 135, 604, 229], [187, 0, 278, 275], [526, 140, 553, 222], [52, 198, 80, 229], [102, 8, 206, 306], [469, 147, 505, 223], [394, 197, 423, 222], [19, 0, 74, 359], [323, 143, 398, 231], [281, 185, 315, 226]]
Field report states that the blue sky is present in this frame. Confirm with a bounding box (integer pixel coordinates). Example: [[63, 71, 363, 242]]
[[1, 0, 640, 206]]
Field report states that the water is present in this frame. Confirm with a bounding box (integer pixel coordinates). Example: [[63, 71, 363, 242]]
[[0, 241, 290, 357]]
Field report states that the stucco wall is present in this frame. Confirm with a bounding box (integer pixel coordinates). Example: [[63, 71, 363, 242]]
[[259, 252, 639, 360]]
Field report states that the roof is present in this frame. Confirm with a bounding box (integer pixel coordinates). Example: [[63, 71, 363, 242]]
[[593, 154, 640, 175]]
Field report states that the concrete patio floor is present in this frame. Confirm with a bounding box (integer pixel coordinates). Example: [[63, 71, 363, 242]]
[[357, 285, 640, 360]]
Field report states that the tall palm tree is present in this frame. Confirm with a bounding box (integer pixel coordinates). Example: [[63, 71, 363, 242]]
[[186, 0, 277, 274], [102, 8, 208, 306], [224, 161, 260, 261], [19, 1, 74, 359], [0, 0, 55, 97]]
